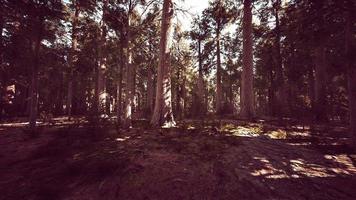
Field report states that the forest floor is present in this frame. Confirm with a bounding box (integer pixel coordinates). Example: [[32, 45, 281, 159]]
[[0, 118, 356, 200]]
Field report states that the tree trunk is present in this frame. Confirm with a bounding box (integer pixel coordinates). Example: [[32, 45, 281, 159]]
[[176, 66, 182, 119], [216, 27, 223, 114], [345, 4, 356, 148], [0, 12, 4, 121], [240, 0, 254, 119], [93, 50, 100, 114], [182, 73, 186, 118], [314, 44, 328, 122], [197, 40, 205, 115], [151, 0, 175, 127], [29, 18, 43, 130], [273, 0, 288, 117], [98, 0, 108, 115], [147, 67, 154, 113], [268, 56, 275, 115], [349, 67, 356, 147], [117, 39, 124, 124], [67, 1, 79, 119], [123, 10, 135, 128], [308, 67, 315, 113]]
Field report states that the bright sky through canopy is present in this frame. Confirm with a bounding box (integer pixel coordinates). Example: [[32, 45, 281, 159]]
[[177, 0, 210, 31]]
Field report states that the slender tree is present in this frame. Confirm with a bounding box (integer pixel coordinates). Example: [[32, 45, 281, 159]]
[[190, 17, 210, 116], [204, 0, 235, 114]]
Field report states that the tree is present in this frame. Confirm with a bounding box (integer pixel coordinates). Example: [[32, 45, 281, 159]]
[[272, 0, 288, 116], [67, 0, 80, 119], [345, 0, 356, 148], [204, 0, 235, 114], [190, 16, 210, 116], [0, 2, 4, 121], [23, 0, 63, 130], [151, 0, 175, 127], [96, 0, 109, 115], [240, 0, 254, 119]]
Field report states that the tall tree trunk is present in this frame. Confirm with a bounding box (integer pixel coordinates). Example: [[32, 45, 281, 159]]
[[117, 39, 124, 124], [197, 40, 205, 115], [98, 0, 108, 114], [348, 63, 356, 148], [314, 44, 328, 122], [151, 0, 175, 127], [216, 27, 223, 114], [308, 67, 315, 113], [123, 9, 134, 128], [182, 73, 186, 118], [240, 0, 254, 119], [93, 50, 100, 114], [268, 55, 275, 115], [345, 4, 356, 147], [146, 39, 155, 115], [147, 67, 154, 114], [273, 0, 288, 116], [0, 12, 4, 121], [29, 18, 43, 130], [67, 1, 79, 119], [176, 66, 182, 119]]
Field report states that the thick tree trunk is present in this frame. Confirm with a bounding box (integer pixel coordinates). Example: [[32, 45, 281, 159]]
[[240, 0, 254, 119], [314, 44, 328, 122], [123, 10, 135, 128], [29, 19, 43, 130], [151, 0, 175, 127], [0, 13, 4, 121], [349, 66, 356, 148], [67, 1, 79, 119], [345, 5, 356, 148], [216, 28, 223, 114], [273, 0, 288, 116]]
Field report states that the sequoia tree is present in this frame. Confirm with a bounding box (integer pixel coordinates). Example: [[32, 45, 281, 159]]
[[150, 0, 175, 127], [240, 0, 254, 119]]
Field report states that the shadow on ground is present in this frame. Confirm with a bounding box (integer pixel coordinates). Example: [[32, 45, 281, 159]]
[[0, 119, 355, 200]]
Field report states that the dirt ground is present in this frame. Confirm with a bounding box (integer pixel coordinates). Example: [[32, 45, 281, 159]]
[[0, 119, 356, 200]]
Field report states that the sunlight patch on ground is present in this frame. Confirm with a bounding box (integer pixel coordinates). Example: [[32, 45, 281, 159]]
[[287, 142, 312, 146], [266, 129, 287, 139], [251, 157, 289, 178], [0, 117, 88, 128], [116, 136, 131, 142], [324, 154, 356, 174], [288, 131, 311, 137], [290, 159, 333, 178], [187, 125, 196, 130], [222, 124, 262, 137], [293, 125, 311, 131], [250, 156, 356, 179]]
